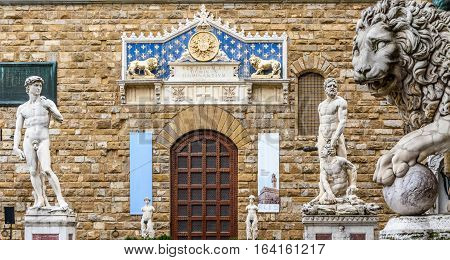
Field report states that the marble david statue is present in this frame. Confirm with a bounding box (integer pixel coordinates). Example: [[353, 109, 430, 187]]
[[12, 76, 69, 211]]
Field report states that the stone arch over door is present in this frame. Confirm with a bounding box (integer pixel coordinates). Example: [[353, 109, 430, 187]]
[[156, 106, 251, 150]]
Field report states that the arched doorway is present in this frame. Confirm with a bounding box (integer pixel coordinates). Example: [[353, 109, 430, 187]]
[[170, 130, 238, 240]]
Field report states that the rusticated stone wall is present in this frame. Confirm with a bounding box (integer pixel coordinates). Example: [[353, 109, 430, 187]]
[[0, 2, 404, 239]]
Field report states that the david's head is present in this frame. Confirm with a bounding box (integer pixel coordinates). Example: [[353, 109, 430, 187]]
[[24, 76, 44, 95]]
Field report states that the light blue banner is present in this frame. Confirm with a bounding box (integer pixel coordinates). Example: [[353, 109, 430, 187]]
[[129, 132, 153, 215]]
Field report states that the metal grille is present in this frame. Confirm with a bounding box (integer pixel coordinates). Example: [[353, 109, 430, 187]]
[[298, 73, 325, 135]]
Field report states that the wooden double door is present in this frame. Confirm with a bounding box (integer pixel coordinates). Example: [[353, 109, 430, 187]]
[[170, 130, 238, 240]]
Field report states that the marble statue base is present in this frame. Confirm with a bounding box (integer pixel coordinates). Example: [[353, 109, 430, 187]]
[[380, 214, 450, 240], [24, 207, 77, 240], [302, 215, 378, 240]]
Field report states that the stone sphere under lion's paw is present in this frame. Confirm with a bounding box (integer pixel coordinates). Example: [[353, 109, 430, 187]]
[[382, 164, 438, 216]]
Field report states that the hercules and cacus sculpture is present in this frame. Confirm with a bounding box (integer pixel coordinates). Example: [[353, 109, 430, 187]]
[[352, 0, 450, 215]]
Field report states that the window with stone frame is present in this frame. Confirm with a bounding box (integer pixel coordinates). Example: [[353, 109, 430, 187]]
[[298, 72, 325, 136]]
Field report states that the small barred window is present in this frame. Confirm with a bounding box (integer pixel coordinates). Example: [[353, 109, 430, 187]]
[[298, 72, 325, 136]]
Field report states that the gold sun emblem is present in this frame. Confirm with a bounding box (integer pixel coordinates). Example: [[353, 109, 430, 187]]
[[188, 32, 220, 62]]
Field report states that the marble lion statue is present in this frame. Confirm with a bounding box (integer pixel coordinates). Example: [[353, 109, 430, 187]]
[[249, 54, 281, 78], [352, 0, 450, 186], [127, 57, 158, 78]]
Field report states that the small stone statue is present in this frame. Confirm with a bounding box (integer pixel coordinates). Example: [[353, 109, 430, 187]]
[[12, 76, 69, 211], [249, 55, 281, 79], [141, 197, 155, 238], [245, 195, 258, 240]]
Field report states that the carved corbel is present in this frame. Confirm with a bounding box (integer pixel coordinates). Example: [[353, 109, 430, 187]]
[[282, 82, 289, 105], [246, 82, 253, 104], [119, 82, 126, 104], [155, 82, 162, 104]]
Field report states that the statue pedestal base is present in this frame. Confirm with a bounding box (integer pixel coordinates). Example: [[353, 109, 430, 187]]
[[380, 214, 450, 240], [302, 215, 378, 240], [24, 208, 77, 240]]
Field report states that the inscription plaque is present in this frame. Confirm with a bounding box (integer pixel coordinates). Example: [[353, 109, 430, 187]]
[[168, 62, 239, 82]]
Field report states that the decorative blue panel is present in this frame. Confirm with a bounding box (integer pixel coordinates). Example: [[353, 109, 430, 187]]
[[122, 5, 287, 80], [129, 132, 152, 215], [125, 27, 284, 80]]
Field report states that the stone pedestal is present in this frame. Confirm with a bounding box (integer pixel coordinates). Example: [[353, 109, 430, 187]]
[[24, 208, 77, 240], [302, 215, 378, 240], [380, 214, 450, 240]]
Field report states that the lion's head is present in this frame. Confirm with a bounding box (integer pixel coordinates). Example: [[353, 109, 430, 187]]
[[249, 55, 260, 67], [353, 0, 450, 132], [147, 57, 158, 70]]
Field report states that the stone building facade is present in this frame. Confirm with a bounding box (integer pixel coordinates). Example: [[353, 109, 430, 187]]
[[0, 1, 412, 239]]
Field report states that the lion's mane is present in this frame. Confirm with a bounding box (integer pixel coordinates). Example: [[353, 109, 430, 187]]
[[356, 0, 450, 132]]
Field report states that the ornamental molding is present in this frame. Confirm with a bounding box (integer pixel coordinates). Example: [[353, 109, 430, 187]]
[[302, 215, 378, 225]]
